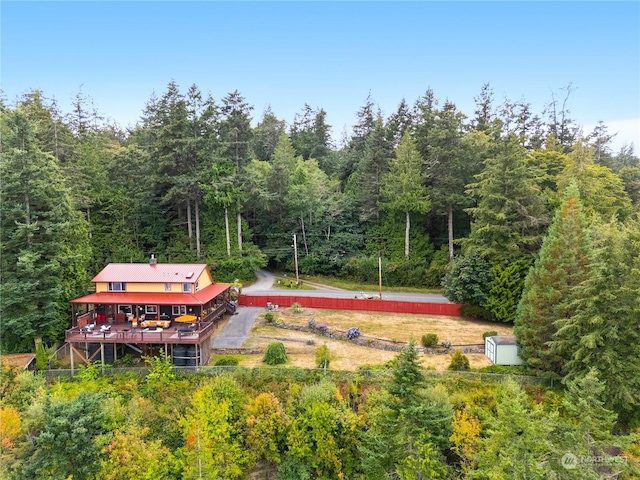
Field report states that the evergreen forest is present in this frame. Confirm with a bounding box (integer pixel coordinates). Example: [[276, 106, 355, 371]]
[[2, 83, 640, 461], [2, 84, 639, 342]]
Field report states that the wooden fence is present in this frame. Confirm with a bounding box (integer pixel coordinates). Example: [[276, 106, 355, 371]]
[[238, 295, 462, 316]]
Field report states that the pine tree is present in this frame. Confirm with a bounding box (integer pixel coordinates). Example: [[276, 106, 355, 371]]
[[485, 259, 532, 323], [514, 183, 591, 376], [423, 101, 476, 260], [387, 340, 425, 406], [355, 116, 393, 223], [469, 380, 556, 479], [555, 221, 640, 420], [465, 135, 548, 263], [380, 131, 431, 258], [0, 108, 90, 352]]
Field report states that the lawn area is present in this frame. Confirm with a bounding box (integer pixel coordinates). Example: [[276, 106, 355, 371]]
[[236, 307, 513, 371]]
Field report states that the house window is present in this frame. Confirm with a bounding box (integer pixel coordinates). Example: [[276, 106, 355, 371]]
[[165, 283, 171, 291], [118, 305, 132, 314], [172, 305, 187, 316], [195, 281, 200, 292], [182, 283, 192, 293], [145, 305, 158, 315], [108, 282, 126, 292]]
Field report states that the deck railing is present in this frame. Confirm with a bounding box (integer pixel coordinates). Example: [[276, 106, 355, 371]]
[[65, 320, 217, 345]]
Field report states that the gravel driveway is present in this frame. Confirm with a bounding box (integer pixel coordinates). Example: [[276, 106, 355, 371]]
[[210, 306, 263, 348]]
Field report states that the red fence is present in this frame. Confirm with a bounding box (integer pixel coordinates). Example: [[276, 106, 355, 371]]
[[238, 295, 462, 317]]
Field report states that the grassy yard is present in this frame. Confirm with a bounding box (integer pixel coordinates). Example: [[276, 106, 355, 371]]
[[274, 272, 444, 294], [234, 307, 513, 371]]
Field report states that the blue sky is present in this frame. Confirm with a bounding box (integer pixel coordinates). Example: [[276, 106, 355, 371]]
[[2, 1, 639, 151]]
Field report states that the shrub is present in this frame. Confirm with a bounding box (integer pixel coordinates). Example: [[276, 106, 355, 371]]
[[316, 323, 328, 334], [442, 253, 491, 305], [263, 342, 288, 365], [307, 318, 316, 328], [346, 327, 360, 340], [421, 333, 439, 348], [264, 311, 276, 323], [113, 353, 136, 367], [214, 355, 240, 366], [441, 340, 452, 349], [315, 345, 330, 369], [459, 304, 495, 321], [482, 330, 499, 340], [448, 349, 470, 371], [476, 364, 528, 375], [291, 303, 303, 314], [35, 339, 48, 371]]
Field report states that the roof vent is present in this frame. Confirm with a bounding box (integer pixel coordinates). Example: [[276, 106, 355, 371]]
[[149, 254, 157, 265]]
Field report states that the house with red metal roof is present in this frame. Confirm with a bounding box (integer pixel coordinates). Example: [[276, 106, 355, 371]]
[[66, 257, 233, 369]]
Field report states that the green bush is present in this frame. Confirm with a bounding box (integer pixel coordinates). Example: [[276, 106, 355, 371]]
[[421, 333, 439, 348], [263, 342, 288, 365], [264, 311, 276, 323], [315, 344, 330, 369], [291, 303, 303, 314], [459, 304, 495, 321], [442, 253, 491, 305], [448, 349, 470, 371], [482, 330, 499, 340], [35, 339, 48, 371], [214, 355, 240, 366], [476, 364, 528, 375]]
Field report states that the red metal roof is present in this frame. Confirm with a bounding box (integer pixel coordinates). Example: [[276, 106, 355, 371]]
[[92, 263, 211, 283], [71, 282, 230, 305]]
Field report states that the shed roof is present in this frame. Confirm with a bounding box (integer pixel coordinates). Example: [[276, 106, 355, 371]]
[[0, 353, 36, 370], [488, 335, 518, 346], [71, 282, 230, 306], [92, 263, 210, 283]]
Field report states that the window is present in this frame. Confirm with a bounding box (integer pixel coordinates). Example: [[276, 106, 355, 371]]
[[172, 305, 187, 316], [108, 282, 126, 292], [182, 283, 192, 293], [195, 281, 200, 292], [145, 305, 157, 315], [165, 283, 171, 291], [118, 305, 132, 314]]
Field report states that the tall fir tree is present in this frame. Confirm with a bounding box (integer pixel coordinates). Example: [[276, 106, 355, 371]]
[[553, 221, 640, 421], [465, 135, 548, 263], [0, 108, 90, 352], [380, 130, 431, 258], [514, 183, 591, 376]]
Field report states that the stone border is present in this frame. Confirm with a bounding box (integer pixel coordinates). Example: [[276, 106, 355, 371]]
[[260, 321, 484, 355]]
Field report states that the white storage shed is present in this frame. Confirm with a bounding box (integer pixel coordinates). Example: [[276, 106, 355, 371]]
[[485, 335, 523, 366]]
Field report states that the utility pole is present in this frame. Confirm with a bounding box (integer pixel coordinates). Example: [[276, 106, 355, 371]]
[[378, 256, 382, 300], [293, 233, 299, 284]]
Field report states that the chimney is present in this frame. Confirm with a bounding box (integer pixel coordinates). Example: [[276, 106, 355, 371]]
[[149, 254, 157, 265]]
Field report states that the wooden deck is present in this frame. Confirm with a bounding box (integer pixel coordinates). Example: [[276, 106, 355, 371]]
[[65, 320, 218, 345]]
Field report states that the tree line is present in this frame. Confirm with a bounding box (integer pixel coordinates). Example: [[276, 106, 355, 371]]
[[1, 345, 639, 479], [1, 82, 638, 352]]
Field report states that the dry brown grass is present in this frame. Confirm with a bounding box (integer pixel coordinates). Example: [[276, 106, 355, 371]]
[[258, 308, 512, 344], [239, 308, 511, 371]]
